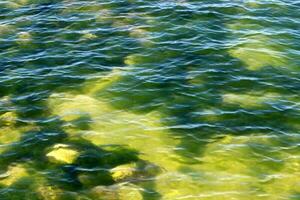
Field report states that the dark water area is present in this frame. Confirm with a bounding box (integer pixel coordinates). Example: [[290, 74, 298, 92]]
[[0, 0, 300, 199]]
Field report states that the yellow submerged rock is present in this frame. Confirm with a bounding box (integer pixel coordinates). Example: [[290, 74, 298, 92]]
[[0, 124, 38, 154], [83, 68, 124, 95], [227, 17, 288, 71], [222, 92, 278, 108], [229, 45, 287, 71], [17, 31, 32, 45], [117, 183, 143, 200], [0, 164, 28, 186], [110, 163, 137, 182], [37, 186, 63, 200], [46, 144, 79, 164], [0, 24, 14, 36], [0, 112, 17, 126], [89, 185, 119, 200], [89, 183, 143, 200]]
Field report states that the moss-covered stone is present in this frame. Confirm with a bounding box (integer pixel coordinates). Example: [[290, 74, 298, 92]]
[[110, 163, 137, 182], [17, 31, 32, 45], [0, 164, 28, 186], [46, 144, 79, 164], [117, 183, 143, 200], [37, 186, 64, 200], [0, 112, 17, 126], [89, 183, 143, 200], [222, 92, 278, 108], [0, 24, 14, 36], [89, 185, 119, 200]]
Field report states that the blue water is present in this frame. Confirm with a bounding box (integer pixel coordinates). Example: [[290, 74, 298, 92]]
[[0, 0, 300, 199]]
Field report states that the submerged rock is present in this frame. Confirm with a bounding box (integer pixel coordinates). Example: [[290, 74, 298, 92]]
[[81, 32, 97, 40], [37, 186, 63, 200], [110, 163, 137, 182], [89, 183, 143, 200], [90, 185, 118, 200], [0, 24, 14, 36], [84, 68, 124, 95], [77, 171, 114, 188], [17, 31, 32, 45], [117, 184, 143, 200], [46, 144, 79, 164], [0, 164, 28, 186], [110, 161, 162, 182], [222, 92, 278, 108], [0, 112, 17, 126], [228, 31, 287, 71]]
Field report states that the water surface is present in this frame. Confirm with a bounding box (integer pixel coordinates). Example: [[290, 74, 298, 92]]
[[0, 0, 300, 199]]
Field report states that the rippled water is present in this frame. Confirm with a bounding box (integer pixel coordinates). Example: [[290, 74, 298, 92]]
[[0, 0, 300, 199]]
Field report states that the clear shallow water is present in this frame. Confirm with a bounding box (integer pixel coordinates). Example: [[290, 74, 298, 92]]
[[0, 0, 300, 199]]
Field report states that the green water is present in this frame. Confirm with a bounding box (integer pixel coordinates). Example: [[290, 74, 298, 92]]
[[0, 0, 300, 199]]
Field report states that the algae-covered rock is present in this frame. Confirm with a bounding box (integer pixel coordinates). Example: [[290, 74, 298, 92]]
[[124, 54, 144, 66], [89, 183, 143, 200], [110, 161, 161, 182], [117, 183, 143, 200], [228, 32, 287, 71], [89, 185, 119, 200], [110, 163, 137, 182], [84, 68, 124, 95], [0, 124, 39, 154], [0, 24, 14, 36], [5, 0, 36, 9], [61, 2, 106, 15], [37, 186, 64, 200], [129, 27, 154, 47], [17, 31, 32, 45], [81, 32, 97, 40], [0, 164, 28, 186], [77, 171, 114, 188], [48, 93, 102, 122], [0, 112, 17, 126], [46, 144, 79, 164], [222, 92, 278, 108]]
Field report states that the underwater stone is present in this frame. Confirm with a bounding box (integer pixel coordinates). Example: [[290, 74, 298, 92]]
[[228, 34, 287, 71], [81, 32, 97, 40], [129, 27, 154, 47], [124, 54, 143, 66], [0, 24, 14, 36], [95, 9, 113, 23], [90, 183, 143, 200], [110, 161, 161, 182], [117, 183, 143, 200], [84, 68, 123, 95], [0, 164, 28, 186], [17, 32, 32, 45], [46, 144, 79, 164], [37, 186, 63, 200], [222, 92, 278, 108], [0, 112, 17, 126], [89, 185, 119, 200], [110, 163, 137, 182], [0, 125, 39, 154]]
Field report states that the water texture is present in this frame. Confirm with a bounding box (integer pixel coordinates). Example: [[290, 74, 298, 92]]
[[0, 0, 300, 199]]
